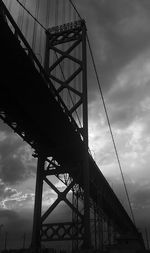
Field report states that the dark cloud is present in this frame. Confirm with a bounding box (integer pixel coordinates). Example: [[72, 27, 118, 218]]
[[109, 107, 135, 129], [0, 136, 22, 158], [1, 0, 150, 248], [78, 0, 150, 95], [0, 120, 36, 185], [0, 157, 28, 185], [107, 80, 150, 128]]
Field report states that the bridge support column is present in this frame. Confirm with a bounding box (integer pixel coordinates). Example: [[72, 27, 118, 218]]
[[44, 19, 91, 251], [31, 154, 45, 252]]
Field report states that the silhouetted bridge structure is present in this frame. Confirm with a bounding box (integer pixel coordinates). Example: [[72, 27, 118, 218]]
[[0, 1, 145, 252]]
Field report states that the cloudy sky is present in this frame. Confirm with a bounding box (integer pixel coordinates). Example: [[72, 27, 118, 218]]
[[1, 0, 150, 249]]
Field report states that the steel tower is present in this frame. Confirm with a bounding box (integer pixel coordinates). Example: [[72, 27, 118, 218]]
[[31, 20, 91, 251]]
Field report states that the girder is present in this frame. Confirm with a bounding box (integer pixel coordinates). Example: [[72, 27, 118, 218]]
[[0, 1, 145, 251], [43, 19, 91, 250], [41, 222, 84, 242]]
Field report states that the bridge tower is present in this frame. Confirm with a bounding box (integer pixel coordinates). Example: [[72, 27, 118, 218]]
[[31, 20, 91, 251], [0, 1, 146, 252]]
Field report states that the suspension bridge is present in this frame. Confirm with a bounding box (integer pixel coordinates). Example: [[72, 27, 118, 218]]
[[0, 0, 146, 252]]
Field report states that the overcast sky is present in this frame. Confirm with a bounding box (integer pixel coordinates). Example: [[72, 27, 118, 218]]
[[1, 0, 150, 249]]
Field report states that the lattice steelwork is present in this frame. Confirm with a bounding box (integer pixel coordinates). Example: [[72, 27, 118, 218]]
[[1, 1, 145, 252], [44, 20, 85, 127], [31, 20, 91, 251]]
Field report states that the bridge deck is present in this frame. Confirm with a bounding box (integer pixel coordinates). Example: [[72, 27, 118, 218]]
[[0, 15, 83, 163], [0, 7, 142, 243]]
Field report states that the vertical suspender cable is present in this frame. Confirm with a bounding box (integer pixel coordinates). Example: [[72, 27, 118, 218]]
[[73, 13, 77, 108], [55, 0, 59, 26], [17, 0, 22, 28], [24, 2, 29, 39], [45, 0, 51, 70], [61, 0, 66, 101], [16, 0, 26, 32], [67, 1, 72, 109], [78, 37, 82, 125], [32, 0, 40, 51], [20, 0, 26, 31], [53, 0, 59, 87], [53, 0, 82, 127], [46, 0, 51, 28], [38, 26, 43, 64], [62, 0, 66, 24], [14, 0, 85, 131], [73, 1, 77, 22]]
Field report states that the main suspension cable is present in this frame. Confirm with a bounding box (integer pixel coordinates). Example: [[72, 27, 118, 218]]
[[68, 0, 82, 20], [16, 0, 46, 31], [87, 35, 136, 226], [45, 0, 51, 28], [68, 0, 136, 226], [15, 0, 82, 128], [32, 0, 40, 50]]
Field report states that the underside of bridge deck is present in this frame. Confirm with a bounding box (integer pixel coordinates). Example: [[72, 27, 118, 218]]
[[0, 2, 145, 251]]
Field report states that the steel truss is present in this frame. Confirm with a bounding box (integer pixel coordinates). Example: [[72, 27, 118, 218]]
[[41, 158, 84, 242], [31, 19, 120, 252], [31, 153, 118, 251], [32, 20, 91, 251], [0, 2, 145, 252]]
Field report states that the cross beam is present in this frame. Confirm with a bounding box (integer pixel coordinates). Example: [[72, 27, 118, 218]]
[[32, 20, 91, 251]]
